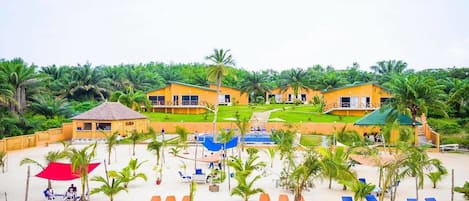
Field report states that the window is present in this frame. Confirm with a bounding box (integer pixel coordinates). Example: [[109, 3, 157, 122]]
[[301, 94, 307, 102], [182, 95, 199, 105], [149, 96, 165, 105], [83, 123, 92, 130], [125, 122, 134, 126], [288, 94, 292, 102], [380, 98, 392, 106], [96, 123, 111, 130]]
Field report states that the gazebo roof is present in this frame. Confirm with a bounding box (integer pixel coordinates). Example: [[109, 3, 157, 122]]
[[354, 108, 421, 126], [71, 102, 148, 121]]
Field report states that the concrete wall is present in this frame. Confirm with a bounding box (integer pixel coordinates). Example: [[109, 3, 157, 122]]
[[208, 85, 249, 105]]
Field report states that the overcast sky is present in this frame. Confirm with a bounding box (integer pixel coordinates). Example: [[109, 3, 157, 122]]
[[1, 0, 468, 71]]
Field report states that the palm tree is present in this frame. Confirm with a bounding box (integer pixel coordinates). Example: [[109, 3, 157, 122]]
[[106, 132, 119, 165], [90, 176, 127, 201], [20, 150, 68, 188], [346, 180, 376, 201], [290, 150, 322, 201], [239, 72, 273, 102], [127, 158, 147, 177], [129, 130, 142, 156], [314, 72, 348, 90], [0, 58, 44, 113], [217, 128, 236, 189], [228, 148, 266, 201], [110, 163, 147, 188], [370, 60, 408, 75], [426, 171, 447, 189], [29, 95, 72, 119], [0, 151, 7, 173], [175, 126, 189, 152], [68, 142, 97, 201], [147, 138, 163, 166], [234, 117, 250, 152], [109, 88, 150, 112], [278, 68, 311, 102], [318, 146, 354, 189], [384, 74, 448, 128], [206, 48, 235, 139], [446, 79, 469, 117], [0, 68, 14, 108], [68, 63, 110, 101]]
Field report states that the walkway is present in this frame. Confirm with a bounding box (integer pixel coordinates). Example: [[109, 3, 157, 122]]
[[249, 107, 290, 129]]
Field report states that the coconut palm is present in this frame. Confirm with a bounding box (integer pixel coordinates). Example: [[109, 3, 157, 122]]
[[111, 163, 147, 188], [379, 153, 407, 201], [314, 71, 349, 90], [106, 132, 119, 165], [290, 150, 322, 201], [228, 148, 266, 201], [0, 58, 44, 113], [90, 176, 127, 201], [109, 88, 150, 112], [20, 150, 68, 188], [0, 151, 7, 173], [68, 142, 97, 201], [206, 48, 235, 139], [239, 71, 273, 102], [384, 74, 448, 126], [147, 138, 163, 166], [278, 68, 311, 102], [370, 60, 408, 75]]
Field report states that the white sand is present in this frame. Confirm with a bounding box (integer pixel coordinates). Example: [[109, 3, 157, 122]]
[[0, 142, 468, 201]]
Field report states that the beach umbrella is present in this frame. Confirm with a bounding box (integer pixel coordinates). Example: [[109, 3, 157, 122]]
[[36, 162, 100, 180]]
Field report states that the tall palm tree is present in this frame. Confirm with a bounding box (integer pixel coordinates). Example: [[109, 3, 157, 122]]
[[446, 79, 469, 117], [20, 150, 68, 188], [68, 142, 97, 201], [175, 126, 189, 152], [106, 132, 119, 165], [384, 74, 448, 126], [68, 63, 110, 101], [0, 67, 14, 108], [235, 117, 250, 153], [314, 72, 348, 90], [147, 138, 163, 166], [29, 95, 72, 119], [278, 68, 311, 101], [129, 130, 142, 156], [206, 48, 235, 139], [0, 58, 44, 113], [370, 60, 408, 84], [109, 88, 150, 112], [239, 72, 273, 102]]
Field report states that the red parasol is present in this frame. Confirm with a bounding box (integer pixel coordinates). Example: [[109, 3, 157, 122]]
[[35, 162, 100, 181]]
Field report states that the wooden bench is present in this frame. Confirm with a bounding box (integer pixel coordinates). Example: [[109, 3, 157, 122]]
[[440, 144, 459, 152]]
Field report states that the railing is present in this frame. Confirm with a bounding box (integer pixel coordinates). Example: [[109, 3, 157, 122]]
[[323, 103, 381, 112], [182, 100, 199, 105]]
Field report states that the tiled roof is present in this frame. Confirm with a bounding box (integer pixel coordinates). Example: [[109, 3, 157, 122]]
[[147, 81, 216, 93], [71, 102, 148, 120], [321, 82, 384, 93]]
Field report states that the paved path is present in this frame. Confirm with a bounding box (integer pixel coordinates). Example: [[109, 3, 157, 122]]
[[249, 107, 290, 129]]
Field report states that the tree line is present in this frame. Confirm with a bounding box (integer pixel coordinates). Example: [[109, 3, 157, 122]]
[[0, 56, 467, 138]]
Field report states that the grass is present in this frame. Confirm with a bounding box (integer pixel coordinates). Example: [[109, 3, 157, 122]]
[[143, 104, 361, 123], [300, 135, 324, 147]]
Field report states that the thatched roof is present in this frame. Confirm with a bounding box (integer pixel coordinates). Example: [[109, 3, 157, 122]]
[[71, 102, 147, 121]]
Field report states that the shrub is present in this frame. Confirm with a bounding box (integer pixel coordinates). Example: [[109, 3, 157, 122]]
[[454, 181, 469, 200], [428, 118, 462, 134]]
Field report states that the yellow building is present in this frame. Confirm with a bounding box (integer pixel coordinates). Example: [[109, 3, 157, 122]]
[[322, 83, 393, 116], [147, 81, 248, 114], [71, 102, 149, 139], [266, 87, 321, 104]]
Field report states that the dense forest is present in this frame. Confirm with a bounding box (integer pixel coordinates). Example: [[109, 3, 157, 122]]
[[0, 57, 467, 140]]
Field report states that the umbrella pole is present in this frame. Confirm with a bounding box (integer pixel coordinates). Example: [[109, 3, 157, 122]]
[[24, 166, 30, 201]]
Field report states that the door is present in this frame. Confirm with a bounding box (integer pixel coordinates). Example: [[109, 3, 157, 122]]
[[173, 95, 179, 105]]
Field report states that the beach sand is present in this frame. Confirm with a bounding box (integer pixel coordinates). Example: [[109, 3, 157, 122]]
[[0, 142, 468, 201]]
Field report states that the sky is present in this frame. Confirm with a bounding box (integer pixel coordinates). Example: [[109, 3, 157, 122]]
[[1, 0, 469, 72]]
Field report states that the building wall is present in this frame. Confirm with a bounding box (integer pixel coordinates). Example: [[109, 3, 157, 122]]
[[147, 83, 217, 106], [267, 87, 321, 103], [208, 85, 249, 105], [72, 119, 149, 138]]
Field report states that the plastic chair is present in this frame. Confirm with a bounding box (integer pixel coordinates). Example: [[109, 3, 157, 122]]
[[424, 198, 437, 201], [165, 195, 176, 201], [278, 194, 289, 201], [178, 171, 192, 182], [365, 194, 377, 201], [151, 195, 161, 201], [259, 193, 271, 201], [182, 195, 190, 201], [342, 196, 353, 201]]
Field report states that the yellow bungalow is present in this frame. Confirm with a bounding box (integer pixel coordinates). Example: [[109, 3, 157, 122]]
[[266, 87, 321, 104], [208, 84, 249, 106], [322, 82, 393, 116], [71, 102, 149, 139], [147, 81, 248, 114]]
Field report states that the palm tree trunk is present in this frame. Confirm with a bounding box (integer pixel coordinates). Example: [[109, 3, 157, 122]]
[[328, 176, 332, 189], [415, 176, 419, 201], [213, 79, 221, 140]]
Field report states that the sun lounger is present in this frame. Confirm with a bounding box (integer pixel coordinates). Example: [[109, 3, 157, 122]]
[[424, 198, 437, 201], [278, 194, 289, 201], [341, 196, 353, 201], [165, 195, 176, 201], [182, 195, 190, 201], [406, 199, 417, 201], [259, 193, 271, 201], [151, 195, 161, 201], [178, 171, 192, 182], [365, 194, 378, 201]]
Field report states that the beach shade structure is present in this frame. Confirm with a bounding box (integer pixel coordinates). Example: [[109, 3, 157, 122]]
[[424, 198, 437, 201], [36, 162, 100, 180], [341, 196, 353, 201], [354, 108, 421, 126], [201, 136, 238, 151]]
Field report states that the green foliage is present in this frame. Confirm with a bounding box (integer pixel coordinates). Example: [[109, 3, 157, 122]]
[[271, 129, 296, 159], [347, 180, 376, 201], [175, 126, 189, 150], [428, 118, 463, 135], [228, 150, 266, 201], [68, 142, 97, 201], [335, 126, 361, 146], [426, 171, 447, 188], [147, 138, 163, 165], [91, 176, 127, 201], [299, 135, 323, 147], [455, 182, 469, 200], [110, 160, 147, 188]]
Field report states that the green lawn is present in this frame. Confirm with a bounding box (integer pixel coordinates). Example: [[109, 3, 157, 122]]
[[300, 135, 324, 146], [143, 104, 361, 123]]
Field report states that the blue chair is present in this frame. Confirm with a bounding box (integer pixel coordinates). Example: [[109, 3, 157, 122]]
[[424, 198, 437, 201], [341, 196, 353, 201], [407, 199, 417, 201], [359, 178, 366, 184], [195, 169, 203, 175], [178, 171, 191, 182], [365, 194, 377, 201]]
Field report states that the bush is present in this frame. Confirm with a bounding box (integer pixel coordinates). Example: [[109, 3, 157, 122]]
[[440, 136, 469, 148], [428, 118, 462, 134]]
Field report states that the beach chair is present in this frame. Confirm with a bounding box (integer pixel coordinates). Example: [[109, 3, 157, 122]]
[[341, 196, 353, 201], [182, 195, 190, 201], [259, 193, 271, 201], [178, 171, 192, 182], [365, 194, 377, 201], [359, 178, 366, 184], [278, 194, 289, 201], [151, 195, 161, 201], [165, 195, 176, 201], [406, 199, 417, 201], [424, 198, 437, 201]]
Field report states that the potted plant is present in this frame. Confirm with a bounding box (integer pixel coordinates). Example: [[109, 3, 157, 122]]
[[209, 169, 226, 192]]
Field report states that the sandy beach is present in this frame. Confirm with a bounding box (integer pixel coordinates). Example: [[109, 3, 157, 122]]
[[1, 142, 468, 201]]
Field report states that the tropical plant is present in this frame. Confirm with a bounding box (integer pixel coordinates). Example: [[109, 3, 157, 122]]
[[20, 149, 68, 188], [239, 71, 273, 102], [271, 129, 295, 160], [147, 138, 163, 165], [228, 148, 266, 201], [455, 181, 469, 200], [217, 128, 236, 189], [106, 132, 119, 165], [109, 88, 150, 112], [206, 48, 235, 139], [169, 146, 182, 156], [109, 167, 146, 189], [129, 130, 142, 156], [90, 175, 127, 201], [68, 142, 97, 201], [313, 71, 348, 90], [175, 126, 189, 152], [346, 180, 376, 201], [370, 60, 408, 83], [0, 151, 6, 173], [68, 63, 110, 101], [127, 158, 147, 177], [318, 146, 355, 189], [426, 171, 446, 189], [29, 95, 72, 119], [290, 150, 322, 201], [278, 68, 311, 101], [235, 117, 250, 152], [264, 147, 276, 168]]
